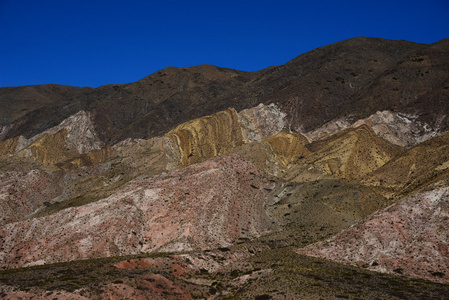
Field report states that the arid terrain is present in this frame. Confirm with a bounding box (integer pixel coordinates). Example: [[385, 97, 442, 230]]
[[1, 37, 449, 299]]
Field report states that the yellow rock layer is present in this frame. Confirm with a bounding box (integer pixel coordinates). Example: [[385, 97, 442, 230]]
[[57, 146, 116, 169], [304, 124, 402, 181], [0, 136, 22, 157], [362, 131, 449, 199], [264, 131, 310, 167], [21, 129, 75, 166], [167, 108, 245, 167]]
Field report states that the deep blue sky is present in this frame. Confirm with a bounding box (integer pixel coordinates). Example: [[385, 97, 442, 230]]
[[1, 0, 448, 88]]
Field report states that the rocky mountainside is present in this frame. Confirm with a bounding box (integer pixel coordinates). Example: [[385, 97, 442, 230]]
[[1, 37, 449, 299], [2, 37, 449, 144]]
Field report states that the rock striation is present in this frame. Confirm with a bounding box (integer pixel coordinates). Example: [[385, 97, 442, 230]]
[[305, 110, 442, 149], [0, 135, 28, 157], [1, 111, 104, 167], [0, 154, 277, 269], [238, 103, 286, 142], [362, 131, 449, 199], [297, 187, 449, 284], [167, 108, 245, 167], [302, 124, 402, 180]]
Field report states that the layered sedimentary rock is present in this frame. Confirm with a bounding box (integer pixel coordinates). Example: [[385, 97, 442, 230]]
[[0, 154, 277, 269], [353, 111, 441, 148], [297, 187, 449, 284], [362, 131, 449, 199], [304, 118, 351, 142], [57, 146, 116, 169], [41, 110, 103, 154], [0, 136, 28, 157], [302, 124, 402, 180], [7, 111, 104, 167], [305, 110, 441, 149], [264, 131, 310, 167], [232, 131, 310, 177], [16, 129, 74, 166], [167, 104, 286, 168], [167, 108, 245, 167], [238, 103, 286, 142]]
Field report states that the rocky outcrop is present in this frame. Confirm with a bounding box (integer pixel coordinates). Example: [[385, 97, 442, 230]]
[[305, 110, 442, 149], [231, 131, 310, 177], [16, 129, 75, 166], [41, 110, 103, 154], [0, 169, 63, 225], [362, 131, 449, 199], [4, 111, 104, 167], [238, 103, 286, 142], [264, 131, 310, 167], [353, 111, 442, 148], [297, 187, 449, 284], [302, 124, 402, 180], [0, 135, 28, 157], [167, 108, 245, 167], [304, 118, 351, 142], [0, 154, 277, 269], [166, 104, 287, 168], [57, 146, 116, 169]]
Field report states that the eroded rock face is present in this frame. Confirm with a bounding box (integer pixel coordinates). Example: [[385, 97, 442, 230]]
[[0, 136, 28, 157], [354, 111, 442, 148], [238, 103, 286, 142], [0, 154, 277, 269], [41, 110, 103, 154], [304, 118, 351, 142], [0, 169, 64, 226], [362, 131, 449, 199], [231, 131, 310, 177], [264, 131, 310, 167], [297, 187, 449, 284], [167, 108, 245, 167], [5, 111, 104, 166], [302, 125, 402, 180], [305, 110, 442, 149]]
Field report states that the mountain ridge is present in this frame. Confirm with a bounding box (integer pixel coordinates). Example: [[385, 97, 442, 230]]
[[1, 36, 449, 299]]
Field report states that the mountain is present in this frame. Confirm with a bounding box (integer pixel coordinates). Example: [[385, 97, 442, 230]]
[[1, 37, 449, 299], [2, 37, 448, 144]]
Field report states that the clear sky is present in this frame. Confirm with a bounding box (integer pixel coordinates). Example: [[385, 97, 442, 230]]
[[1, 0, 448, 88]]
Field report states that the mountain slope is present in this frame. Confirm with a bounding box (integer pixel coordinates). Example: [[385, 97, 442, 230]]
[[1, 37, 449, 298], [363, 131, 449, 199], [2, 37, 448, 145], [297, 187, 449, 284]]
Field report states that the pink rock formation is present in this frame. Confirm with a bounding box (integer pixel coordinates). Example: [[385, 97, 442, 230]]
[[297, 187, 449, 283], [0, 169, 63, 225], [0, 154, 277, 269], [0, 286, 89, 300]]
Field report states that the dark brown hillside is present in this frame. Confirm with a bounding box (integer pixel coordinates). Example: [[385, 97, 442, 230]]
[[89, 65, 257, 143], [0, 85, 93, 139], [1, 65, 257, 144], [1, 37, 448, 145], [252, 37, 449, 132]]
